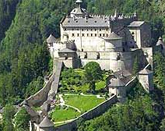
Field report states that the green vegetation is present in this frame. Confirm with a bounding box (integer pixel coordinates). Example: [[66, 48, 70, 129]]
[[50, 105, 80, 122], [50, 94, 105, 123], [64, 95, 105, 113], [84, 62, 103, 93], [78, 83, 159, 131], [0, 0, 164, 106], [132, 56, 139, 75], [0, 0, 165, 130], [2, 104, 15, 131], [14, 107, 30, 131], [60, 67, 108, 93]]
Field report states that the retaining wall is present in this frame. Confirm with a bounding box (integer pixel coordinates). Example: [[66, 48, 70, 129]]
[[55, 95, 117, 131], [26, 74, 55, 106]]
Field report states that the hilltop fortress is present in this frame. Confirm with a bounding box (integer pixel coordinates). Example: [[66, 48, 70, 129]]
[[23, 1, 165, 131], [47, 0, 156, 94], [48, 0, 152, 72]]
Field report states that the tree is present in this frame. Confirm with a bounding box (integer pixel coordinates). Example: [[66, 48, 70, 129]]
[[2, 104, 15, 131], [132, 56, 139, 75], [14, 107, 30, 131], [84, 62, 102, 93]]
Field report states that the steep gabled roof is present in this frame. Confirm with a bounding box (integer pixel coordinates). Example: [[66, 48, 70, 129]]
[[128, 21, 145, 28], [109, 77, 125, 87], [46, 34, 56, 43], [139, 68, 153, 75], [39, 116, 54, 128]]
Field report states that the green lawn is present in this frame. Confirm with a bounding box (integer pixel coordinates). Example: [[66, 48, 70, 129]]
[[64, 95, 105, 113], [50, 106, 80, 122]]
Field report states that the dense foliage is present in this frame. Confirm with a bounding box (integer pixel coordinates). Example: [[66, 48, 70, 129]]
[[2, 104, 15, 131], [78, 83, 159, 131], [0, 0, 165, 130], [0, 0, 164, 106], [14, 107, 30, 131], [84, 62, 103, 92]]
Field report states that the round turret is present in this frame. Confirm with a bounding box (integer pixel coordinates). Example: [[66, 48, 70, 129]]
[[39, 116, 54, 131]]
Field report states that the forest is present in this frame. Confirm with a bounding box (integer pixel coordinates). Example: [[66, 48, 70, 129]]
[[0, 0, 165, 130]]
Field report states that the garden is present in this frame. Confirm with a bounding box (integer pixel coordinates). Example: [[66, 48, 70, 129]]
[[49, 62, 111, 126]]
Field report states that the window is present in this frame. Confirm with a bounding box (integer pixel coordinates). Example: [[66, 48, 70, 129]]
[[68, 20, 70, 23], [95, 29, 97, 31], [103, 34, 105, 37], [82, 33, 84, 37], [82, 29, 84, 31], [76, 21, 78, 23], [72, 28, 74, 31], [72, 33, 74, 37], [64, 28, 66, 31], [77, 33, 79, 37], [95, 34, 97, 37], [87, 34, 89, 37], [100, 34, 102, 37], [100, 29, 101, 31], [91, 34, 93, 37], [91, 29, 93, 31], [95, 21, 97, 23], [106, 34, 108, 37]]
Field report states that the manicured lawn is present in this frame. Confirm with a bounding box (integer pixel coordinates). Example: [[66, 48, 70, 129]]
[[50, 106, 80, 122], [64, 95, 105, 113]]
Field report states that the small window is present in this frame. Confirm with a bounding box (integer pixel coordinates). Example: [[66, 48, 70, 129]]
[[86, 21, 88, 23], [106, 34, 108, 37], [72, 33, 74, 37], [72, 28, 74, 31], [103, 34, 105, 37], [91, 29, 93, 31], [95, 34, 97, 37], [91, 34, 93, 37], [87, 29, 88, 31], [82, 29, 84, 31], [95, 29, 97, 31], [68, 20, 70, 23], [100, 29, 101, 31], [76, 21, 78, 23], [87, 34, 89, 37], [95, 21, 97, 23], [64, 28, 66, 31], [82, 33, 84, 37], [100, 34, 101, 37], [77, 33, 79, 37]]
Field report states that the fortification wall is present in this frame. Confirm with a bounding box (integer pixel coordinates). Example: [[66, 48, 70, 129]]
[[56, 95, 117, 131], [26, 74, 55, 106]]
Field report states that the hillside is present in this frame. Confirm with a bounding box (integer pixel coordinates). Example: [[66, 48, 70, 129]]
[[0, 0, 165, 131]]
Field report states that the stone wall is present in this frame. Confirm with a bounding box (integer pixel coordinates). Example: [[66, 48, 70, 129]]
[[55, 95, 117, 131], [26, 74, 55, 106]]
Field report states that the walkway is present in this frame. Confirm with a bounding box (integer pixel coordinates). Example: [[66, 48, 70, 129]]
[[58, 94, 81, 113]]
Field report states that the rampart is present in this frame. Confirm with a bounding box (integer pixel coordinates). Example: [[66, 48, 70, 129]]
[[26, 74, 55, 106], [55, 95, 117, 131]]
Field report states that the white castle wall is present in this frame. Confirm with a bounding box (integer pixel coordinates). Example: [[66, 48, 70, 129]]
[[79, 51, 133, 71]]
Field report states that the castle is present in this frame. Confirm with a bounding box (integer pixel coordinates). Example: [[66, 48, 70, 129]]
[[26, 0, 165, 130], [47, 0, 155, 98]]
